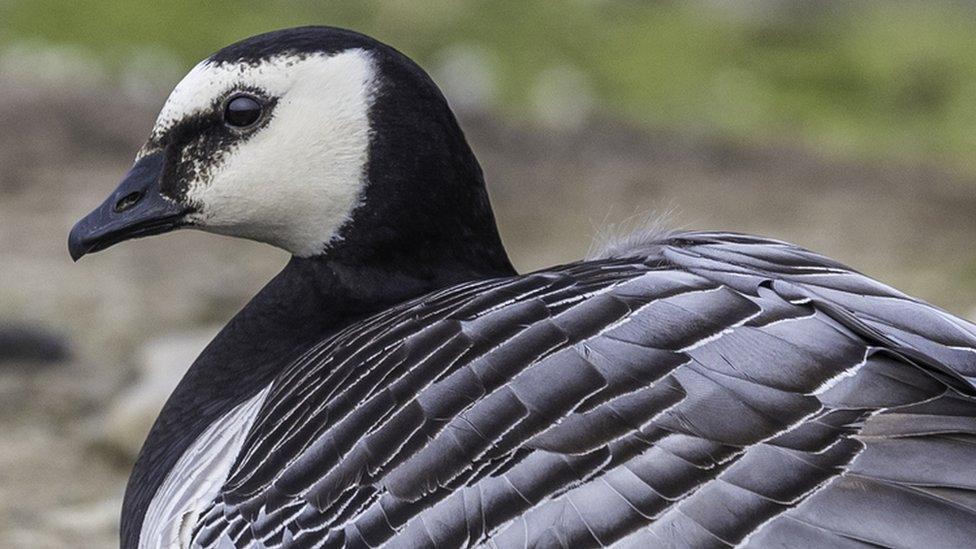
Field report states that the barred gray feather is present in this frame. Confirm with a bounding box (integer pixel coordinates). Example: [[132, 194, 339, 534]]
[[188, 231, 976, 548]]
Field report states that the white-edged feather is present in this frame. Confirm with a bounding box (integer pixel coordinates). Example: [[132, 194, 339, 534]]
[[140, 385, 271, 549]]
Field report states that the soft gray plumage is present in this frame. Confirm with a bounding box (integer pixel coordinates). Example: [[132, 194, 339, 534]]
[[186, 232, 976, 548]]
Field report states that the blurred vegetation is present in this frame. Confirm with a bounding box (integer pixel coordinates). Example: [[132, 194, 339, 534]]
[[5, 1, 976, 170]]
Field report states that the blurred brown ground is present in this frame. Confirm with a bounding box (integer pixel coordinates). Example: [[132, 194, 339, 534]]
[[3, 73, 976, 546]]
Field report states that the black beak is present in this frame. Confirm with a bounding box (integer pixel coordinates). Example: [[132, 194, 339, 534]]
[[68, 152, 189, 261]]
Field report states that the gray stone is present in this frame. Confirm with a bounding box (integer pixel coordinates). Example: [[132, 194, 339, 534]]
[[0, 324, 71, 364]]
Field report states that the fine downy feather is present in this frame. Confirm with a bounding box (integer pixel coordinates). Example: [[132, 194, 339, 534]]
[[166, 231, 976, 548]]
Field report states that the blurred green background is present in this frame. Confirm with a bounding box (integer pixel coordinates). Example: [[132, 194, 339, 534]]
[[7, 0, 976, 169], [3, 1, 976, 547]]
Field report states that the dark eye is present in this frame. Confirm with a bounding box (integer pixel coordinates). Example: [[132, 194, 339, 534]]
[[224, 95, 263, 128]]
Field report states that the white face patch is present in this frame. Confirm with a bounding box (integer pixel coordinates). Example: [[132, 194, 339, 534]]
[[150, 49, 377, 257]]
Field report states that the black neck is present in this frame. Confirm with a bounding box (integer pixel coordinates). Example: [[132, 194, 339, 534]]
[[324, 40, 515, 281], [121, 241, 514, 547]]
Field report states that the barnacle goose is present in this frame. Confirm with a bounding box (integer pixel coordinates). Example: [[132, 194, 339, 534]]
[[68, 26, 976, 549]]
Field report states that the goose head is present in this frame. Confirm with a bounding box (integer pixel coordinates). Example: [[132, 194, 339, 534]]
[[69, 27, 511, 277]]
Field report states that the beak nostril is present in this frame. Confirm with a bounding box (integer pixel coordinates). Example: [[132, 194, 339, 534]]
[[114, 191, 144, 213]]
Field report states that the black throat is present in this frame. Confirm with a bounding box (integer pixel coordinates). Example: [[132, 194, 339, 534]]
[[120, 28, 517, 547], [121, 243, 514, 547]]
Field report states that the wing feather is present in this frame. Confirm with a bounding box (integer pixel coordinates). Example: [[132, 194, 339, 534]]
[[185, 232, 976, 548]]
